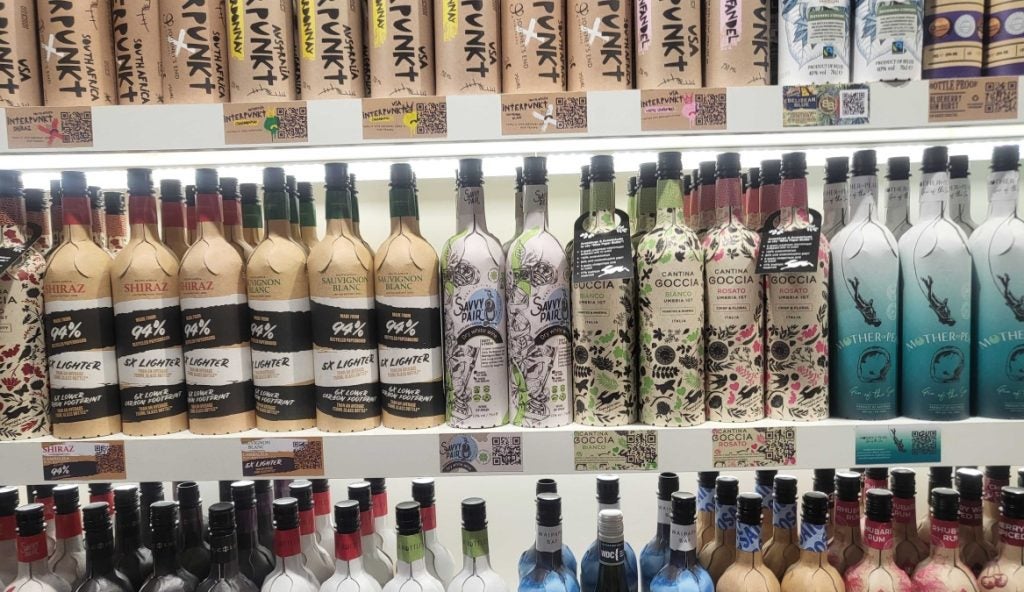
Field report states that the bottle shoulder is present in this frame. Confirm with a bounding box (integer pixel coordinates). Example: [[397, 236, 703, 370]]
[[320, 571, 383, 592]]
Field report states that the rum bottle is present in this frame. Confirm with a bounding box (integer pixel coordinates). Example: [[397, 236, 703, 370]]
[[716, 493, 780, 592], [346, 482, 393, 586], [221, 178, 254, 260], [912, 488, 980, 591], [262, 499, 319, 592], [383, 503, 445, 592], [140, 501, 198, 592], [113, 485, 153, 590], [230, 481, 273, 587], [160, 180, 190, 260], [918, 467, 953, 543], [844, 490, 911, 592], [298, 182, 320, 251], [697, 476, 738, 584], [49, 486, 85, 588], [889, 469, 927, 574], [411, 480, 456, 585], [178, 482, 212, 581], [958, 469, 997, 575], [8, 504, 71, 592], [198, 503, 257, 592], [822, 157, 850, 239], [978, 486, 1024, 590], [640, 474, 679, 592], [446, 499, 507, 592], [105, 192, 127, 255], [950, 155, 976, 236], [695, 473, 718, 551], [762, 476, 799, 580], [828, 472, 864, 574], [581, 476, 638, 592], [983, 467, 1011, 546], [650, 492, 712, 592], [518, 494, 580, 592], [885, 157, 913, 241], [289, 481, 333, 584], [320, 500, 383, 592], [780, 492, 843, 592], [241, 184, 264, 247]]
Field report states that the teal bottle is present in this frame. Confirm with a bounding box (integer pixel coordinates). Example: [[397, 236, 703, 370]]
[[580, 477, 638, 592], [640, 474, 680, 592], [650, 493, 712, 592], [520, 480, 577, 578], [519, 494, 579, 592]]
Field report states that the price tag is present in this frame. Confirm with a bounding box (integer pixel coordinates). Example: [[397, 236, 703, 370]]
[[756, 210, 823, 274], [223, 101, 309, 145], [501, 92, 587, 135], [640, 89, 727, 132], [571, 210, 634, 283], [241, 437, 324, 477], [855, 426, 941, 464], [711, 427, 796, 468], [41, 441, 126, 481], [782, 84, 870, 127], [573, 430, 657, 472], [928, 77, 1018, 122], [361, 97, 448, 140], [438, 433, 523, 473], [6, 106, 93, 149]]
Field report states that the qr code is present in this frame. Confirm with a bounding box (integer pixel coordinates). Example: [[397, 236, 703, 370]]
[[840, 89, 869, 118], [276, 106, 308, 140], [985, 80, 1017, 114], [694, 92, 727, 127], [623, 431, 658, 468], [555, 95, 588, 129], [490, 435, 522, 466], [293, 439, 323, 470], [911, 430, 938, 456], [414, 101, 447, 136], [761, 428, 797, 464], [59, 110, 92, 144], [95, 444, 124, 474]]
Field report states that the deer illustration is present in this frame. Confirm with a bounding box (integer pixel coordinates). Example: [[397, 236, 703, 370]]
[[998, 274, 1024, 322], [849, 277, 882, 327], [922, 276, 956, 326]]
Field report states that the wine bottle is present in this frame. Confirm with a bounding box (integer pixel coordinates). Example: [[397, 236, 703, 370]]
[[822, 157, 850, 239], [594, 511, 631, 592], [160, 180, 189, 261], [346, 482, 393, 586], [8, 504, 70, 592], [957, 469, 997, 575], [640, 474, 679, 592], [519, 480, 577, 578], [140, 483, 165, 550], [32, 486, 56, 555], [113, 485, 153, 590], [383, 503, 445, 592], [88, 186, 107, 252], [754, 472, 777, 544], [845, 490, 911, 591], [827, 472, 864, 574], [780, 492, 842, 592], [348, 176, 373, 258], [367, 480, 396, 568], [312, 481, 335, 561], [50, 180, 63, 247], [177, 482, 212, 582], [297, 182, 320, 252], [697, 475, 738, 585], [263, 498, 320, 592], [321, 500, 383, 592], [626, 176, 639, 247], [636, 151, 705, 427], [912, 488, 980, 591], [811, 470, 836, 544], [287, 177, 303, 250], [231, 481, 274, 587], [565, 166, 590, 265], [633, 163, 658, 248], [762, 476, 798, 580], [241, 184, 264, 248], [716, 493, 779, 592], [140, 501, 198, 592], [105, 192, 128, 255], [411, 479, 456, 585], [24, 188, 53, 255], [519, 494, 580, 592], [759, 161, 781, 224], [255, 481, 274, 552], [0, 487, 18, 584], [918, 467, 953, 543], [983, 467, 1011, 547], [649, 492, 712, 592], [502, 167, 524, 256], [885, 158, 913, 241], [220, 178, 254, 261], [744, 168, 762, 231], [50, 486, 85, 587], [978, 487, 1024, 590], [185, 185, 197, 246], [694, 162, 716, 236], [288, 481, 334, 584], [87, 485, 113, 513], [506, 156, 573, 428], [889, 469, 927, 574], [949, 155, 976, 236], [695, 473, 718, 551], [446, 499, 507, 592], [78, 503, 132, 592], [199, 503, 258, 592], [581, 476, 639, 592]]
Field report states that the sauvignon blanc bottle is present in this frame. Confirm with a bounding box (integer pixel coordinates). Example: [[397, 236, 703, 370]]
[[519, 494, 579, 592], [885, 158, 913, 241], [640, 473, 679, 592], [321, 500, 383, 592], [241, 183, 264, 248], [519, 481, 577, 578], [446, 499, 507, 592], [821, 157, 849, 239], [950, 155, 976, 236], [581, 476, 638, 592], [650, 492, 712, 592], [383, 503, 445, 592]]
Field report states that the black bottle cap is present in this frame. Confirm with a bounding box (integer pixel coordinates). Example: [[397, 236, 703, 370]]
[[82, 503, 111, 532], [176, 481, 201, 508], [185, 185, 196, 205], [1002, 487, 1024, 520], [851, 150, 877, 176], [160, 179, 183, 202], [523, 156, 547, 185], [61, 171, 87, 196], [263, 167, 287, 191], [114, 484, 139, 511], [88, 186, 102, 207], [747, 167, 761, 189], [756, 470, 777, 487], [349, 174, 359, 194], [88, 483, 111, 496], [658, 473, 680, 501], [297, 182, 314, 202], [149, 501, 178, 529], [866, 468, 888, 481], [992, 145, 1020, 172], [24, 189, 45, 211], [0, 170, 22, 196], [836, 472, 861, 501], [33, 485, 54, 500], [195, 168, 219, 194], [231, 481, 256, 509], [459, 158, 484, 187], [536, 493, 562, 527], [289, 480, 314, 510], [716, 476, 739, 505], [825, 157, 850, 183], [221, 177, 239, 199], [956, 468, 983, 500], [890, 468, 916, 498], [922, 146, 949, 173], [240, 183, 260, 204], [657, 152, 682, 180], [389, 164, 414, 188], [461, 497, 486, 531], [16, 504, 45, 536], [325, 163, 349, 190], [698, 472, 719, 488], [54, 485, 79, 513], [348, 481, 372, 512], [0, 487, 19, 515], [49, 179, 62, 202], [273, 498, 299, 530], [716, 152, 741, 179], [208, 502, 235, 534], [802, 492, 829, 525], [639, 162, 657, 187], [698, 161, 716, 185], [781, 152, 807, 179], [218, 481, 233, 502], [931, 488, 959, 521], [515, 166, 524, 191], [683, 173, 692, 195], [254, 480, 271, 494], [887, 157, 911, 181], [691, 167, 701, 185], [596, 475, 620, 504], [334, 500, 360, 534], [760, 160, 782, 185], [141, 482, 164, 500], [949, 155, 969, 178], [312, 479, 329, 494], [412, 478, 435, 507], [930, 466, 953, 490], [104, 192, 124, 214], [737, 493, 762, 526], [670, 492, 696, 526], [395, 501, 421, 535], [590, 155, 614, 182], [580, 165, 591, 189], [864, 489, 893, 522], [986, 466, 1011, 481], [774, 476, 797, 504], [536, 479, 557, 495], [126, 168, 153, 195]]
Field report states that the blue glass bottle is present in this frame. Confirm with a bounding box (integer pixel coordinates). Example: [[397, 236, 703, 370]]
[[519, 494, 579, 592], [520, 479, 577, 578], [650, 493, 713, 592], [581, 476, 638, 592], [640, 474, 679, 592]]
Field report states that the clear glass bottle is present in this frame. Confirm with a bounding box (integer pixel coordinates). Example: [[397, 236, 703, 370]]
[[911, 488, 980, 591], [716, 493, 779, 592], [889, 469, 928, 574], [346, 482, 393, 586], [177, 482, 212, 582], [262, 498, 320, 592], [113, 485, 153, 591], [289, 481, 334, 584], [844, 490, 911, 592], [519, 493, 580, 592], [199, 503, 258, 592], [411, 479, 456, 585], [8, 504, 70, 592], [650, 492, 712, 592], [140, 501, 198, 592], [77, 503, 132, 592], [582, 476, 639, 592], [885, 158, 913, 241], [231, 481, 274, 587], [695, 473, 718, 551], [698, 475, 738, 585], [640, 474, 679, 592], [956, 469, 997, 576], [446, 498, 507, 592], [978, 487, 1024, 590], [519, 480, 577, 579], [918, 467, 953, 542], [383, 503, 445, 592], [827, 472, 863, 574], [367, 480, 396, 570], [595, 511, 631, 592], [320, 500, 382, 592], [49, 485, 85, 587], [762, 476, 799, 580], [780, 492, 842, 592]]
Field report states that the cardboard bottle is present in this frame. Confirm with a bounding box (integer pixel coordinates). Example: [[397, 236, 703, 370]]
[[778, 0, 851, 84], [44, 171, 120, 439], [949, 155, 976, 236], [845, 491, 913, 592], [160, 0, 230, 103], [296, 0, 366, 98], [226, 0, 297, 101], [88, 186, 107, 253], [827, 472, 864, 574], [822, 157, 849, 240], [853, 0, 922, 82], [111, 0, 164, 104], [977, 487, 1024, 590], [704, 0, 771, 87], [186, 184, 197, 244], [375, 163, 444, 429], [501, 0, 566, 92], [24, 188, 52, 254], [434, 0, 501, 94], [368, 0, 435, 96], [762, 476, 799, 580], [111, 168, 188, 437], [885, 158, 912, 241], [780, 492, 843, 592], [956, 469, 997, 576], [247, 167, 315, 431], [297, 182, 320, 251], [49, 179, 63, 246], [698, 476, 738, 585], [178, 169, 256, 435], [890, 468, 928, 574], [985, 0, 1024, 75], [696, 472, 718, 551], [240, 182, 265, 247], [635, 0, 702, 88], [0, 170, 49, 440], [567, 0, 634, 90], [922, 0, 983, 78], [716, 494, 780, 592], [755, 470, 776, 542], [219, 177, 254, 260], [349, 174, 374, 257], [36, 0, 118, 106], [307, 163, 380, 433], [160, 180, 190, 261], [104, 191, 127, 255], [286, 175, 302, 249], [0, 0, 42, 106]]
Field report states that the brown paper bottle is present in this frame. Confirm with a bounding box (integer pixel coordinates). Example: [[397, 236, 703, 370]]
[[178, 169, 256, 435], [566, 0, 634, 90], [296, 0, 365, 98], [297, 182, 319, 252], [699, 475, 738, 584], [828, 473, 864, 575], [226, 0, 297, 101], [755, 470, 777, 542], [762, 476, 799, 580], [286, 176, 304, 252], [634, 0, 702, 88], [696, 472, 719, 550], [913, 488, 980, 592], [375, 164, 444, 429], [49, 179, 63, 246], [434, 0, 501, 94], [844, 491, 912, 592], [247, 167, 315, 431], [500, 0, 565, 92], [780, 492, 844, 592], [160, 0, 230, 103], [368, 0, 435, 96], [0, 0, 42, 106], [812, 469, 836, 543], [918, 467, 953, 543], [44, 171, 121, 439], [890, 469, 928, 575], [307, 163, 381, 433], [160, 180, 191, 260], [220, 177, 254, 261], [104, 191, 128, 255], [957, 469, 997, 576], [349, 174, 374, 257], [703, 0, 770, 87], [88, 186, 107, 253], [717, 493, 781, 592], [983, 467, 1011, 548], [37, 0, 118, 105], [186, 184, 197, 244], [111, 0, 164, 104], [111, 168, 188, 437], [240, 182, 264, 247], [978, 487, 1024, 591], [24, 189, 52, 255]]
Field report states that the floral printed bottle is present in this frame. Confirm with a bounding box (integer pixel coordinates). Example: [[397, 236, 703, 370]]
[[828, 472, 864, 574], [698, 476, 738, 585], [759, 161, 782, 224], [844, 490, 911, 592], [983, 467, 1012, 547], [885, 158, 913, 241], [696, 473, 719, 551], [744, 168, 762, 231], [918, 467, 954, 543], [889, 469, 928, 574], [957, 469, 997, 576], [781, 492, 843, 592], [912, 488, 980, 592], [716, 493, 780, 592], [762, 476, 799, 580], [977, 486, 1024, 591]]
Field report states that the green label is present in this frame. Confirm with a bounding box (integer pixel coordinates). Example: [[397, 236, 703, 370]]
[[397, 533, 425, 563], [462, 529, 489, 558]]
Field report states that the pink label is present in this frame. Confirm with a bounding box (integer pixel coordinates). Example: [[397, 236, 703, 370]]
[[835, 499, 861, 527], [373, 492, 388, 518], [275, 527, 302, 557], [314, 492, 331, 517], [863, 519, 893, 550], [360, 510, 374, 536], [336, 531, 361, 560], [985, 478, 1008, 503], [931, 518, 959, 549], [55, 513, 82, 539], [892, 497, 916, 525], [17, 533, 47, 562], [720, 0, 741, 50], [960, 500, 983, 526], [1002, 517, 1024, 547], [299, 509, 315, 535], [779, 178, 808, 209], [0, 516, 14, 541]]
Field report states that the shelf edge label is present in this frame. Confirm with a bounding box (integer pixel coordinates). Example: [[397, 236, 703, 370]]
[[438, 433, 523, 473], [362, 97, 448, 140], [241, 437, 324, 477], [7, 106, 93, 149], [640, 88, 727, 131], [223, 101, 309, 145], [782, 84, 870, 127], [41, 441, 126, 481], [711, 427, 797, 468], [928, 77, 1018, 123], [855, 426, 941, 464], [573, 429, 658, 471], [500, 92, 588, 135]]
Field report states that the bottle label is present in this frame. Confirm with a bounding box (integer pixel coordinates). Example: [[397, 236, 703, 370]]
[[1002, 517, 1024, 547], [299, 509, 316, 535], [669, 523, 696, 552], [736, 523, 761, 552], [421, 505, 437, 530], [800, 522, 828, 551], [985, 478, 1009, 503], [0, 516, 14, 541], [55, 513, 82, 538], [822, 181, 849, 235], [397, 533, 425, 563], [180, 294, 255, 420], [853, 0, 922, 81], [599, 540, 626, 564], [372, 491, 388, 518], [863, 519, 894, 550], [780, 0, 851, 83], [717, 504, 737, 530], [314, 491, 331, 516], [0, 242, 48, 440], [360, 510, 375, 536], [931, 518, 959, 549], [834, 499, 861, 527], [376, 297, 445, 419], [697, 486, 715, 512], [756, 484, 773, 508], [774, 502, 797, 529], [275, 527, 302, 557], [989, 171, 1019, 204], [249, 299, 316, 422], [959, 500, 983, 526], [336, 531, 362, 560], [920, 172, 950, 204], [892, 497, 916, 524], [657, 499, 671, 525], [16, 533, 48, 562], [462, 528, 489, 558], [114, 298, 188, 423], [311, 296, 380, 421], [537, 524, 562, 553]]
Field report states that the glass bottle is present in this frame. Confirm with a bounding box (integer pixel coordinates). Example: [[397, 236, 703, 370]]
[[979, 487, 1024, 590], [716, 493, 779, 592], [885, 158, 913, 241], [912, 488, 980, 591], [640, 473, 679, 592], [262, 498, 319, 592], [949, 155, 976, 236], [411, 479, 456, 585], [650, 492, 712, 592], [502, 166, 524, 256], [231, 481, 274, 587], [160, 180, 190, 260], [297, 182, 320, 251], [199, 503, 258, 592], [312, 481, 335, 561], [346, 482, 393, 586], [520, 480, 577, 579], [595, 511, 631, 592], [983, 467, 1012, 547], [754, 471, 777, 543], [762, 475, 798, 580], [519, 493, 579, 592], [822, 157, 850, 239], [695, 473, 718, 551], [140, 483, 166, 550], [367, 480, 396, 569], [113, 485, 153, 591], [844, 490, 911, 592], [177, 482, 211, 582], [256, 482, 274, 552], [220, 177, 254, 260], [581, 476, 639, 592], [8, 504, 70, 592], [50, 485, 85, 587], [33, 486, 57, 555], [957, 469, 997, 575], [446, 498, 507, 592], [780, 492, 842, 592], [77, 503, 132, 592], [240, 183, 264, 248], [811, 469, 836, 543], [49, 180, 63, 247], [321, 500, 382, 592], [1, 487, 19, 584], [383, 503, 444, 592], [140, 501, 198, 592], [759, 161, 781, 226], [698, 475, 738, 584], [863, 469, 889, 504], [288, 481, 333, 584], [827, 472, 863, 574], [889, 468, 927, 574]]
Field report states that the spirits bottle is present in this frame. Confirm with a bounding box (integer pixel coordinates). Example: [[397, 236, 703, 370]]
[[248, 167, 316, 431], [640, 473, 679, 592], [9, 504, 71, 592], [502, 167, 524, 256], [287, 176, 303, 250], [441, 159, 509, 429], [321, 500, 383, 592], [105, 192, 128, 255], [520, 480, 577, 578], [565, 166, 590, 265], [889, 469, 927, 574], [822, 157, 850, 239], [766, 151, 831, 421], [695, 473, 719, 551], [313, 481, 335, 560], [957, 469, 997, 575], [241, 183, 264, 248], [717, 493, 780, 592], [346, 482, 393, 586], [289, 481, 334, 584], [632, 163, 658, 248], [49, 485, 85, 587], [89, 186, 107, 252], [744, 168, 762, 231], [571, 155, 637, 426], [374, 164, 445, 429], [160, 180, 190, 261], [231, 481, 274, 587], [912, 488, 980, 591], [885, 157, 913, 242], [186, 185, 197, 245], [446, 499, 507, 592], [918, 467, 954, 543], [297, 182, 320, 252], [263, 499, 320, 592], [307, 163, 380, 433], [32, 486, 56, 555], [178, 170, 256, 436], [520, 493, 580, 592], [140, 482, 165, 550], [24, 188, 52, 255], [844, 490, 911, 592], [113, 168, 189, 437], [899, 146, 973, 420], [505, 156, 573, 428], [759, 161, 781, 224], [755, 471, 777, 542], [582, 476, 639, 592], [949, 155, 976, 236], [348, 176, 373, 257], [978, 487, 1024, 590], [78, 503, 132, 592], [828, 472, 864, 574], [830, 149, 900, 420], [983, 467, 1011, 546], [698, 476, 738, 585], [780, 492, 842, 592], [971, 145, 1024, 419], [44, 171, 120, 439], [636, 151, 705, 427], [221, 178, 254, 261], [0, 487, 18, 584], [178, 482, 212, 582], [703, 152, 763, 423], [650, 492, 712, 592], [140, 501, 198, 592], [199, 503, 258, 592], [257, 481, 275, 552], [812, 469, 836, 543], [594, 511, 632, 592], [113, 484, 153, 590], [411, 479, 456, 585], [864, 469, 889, 507], [762, 476, 798, 580], [383, 503, 445, 592], [368, 480, 396, 568]]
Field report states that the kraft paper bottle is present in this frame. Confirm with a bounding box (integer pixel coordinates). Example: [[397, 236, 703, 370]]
[[811, 469, 835, 542], [985, 0, 1024, 74], [885, 157, 913, 241], [368, 0, 435, 96], [822, 157, 849, 240], [350, 174, 374, 257], [220, 177, 254, 260], [287, 176, 303, 249], [226, 0, 297, 100], [503, 167, 524, 256], [913, 488, 980, 591], [755, 470, 777, 542], [698, 476, 737, 585], [160, 180, 190, 260], [843, 490, 912, 592], [950, 155, 976, 236], [111, 169, 188, 437], [918, 467, 953, 543], [307, 162, 381, 433], [853, 0, 923, 81], [761, 476, 799, 580], [899, 146, 972, 421], [970, 145, 1024, 418], [111, 0, 164, 104], [923, 0, 983, 77], [296, 0, 366, 98], [567, 0, 634, 90], [241, 183, 265, 247], [828, 472, 864, 574], [696, 472, 718, 551], [0, 171, 48, 440], [247, 167, 315, 431], [501, 0, 566, 92], [178, 169, 256, 435], [0, 0, 41, 107], [977, 487, 1024, 590], [375, 164, 444, 429], [24, 189, 51, 254], [434, 0, 501, 94], [704, 0, 771, 86], [956, 468, 996, 575], [830, 150, 899, 420], [89, 186, 107, 253], [44, 171, 120, 439], [186, 184, 197, 244], [780, 492, 843, 592], [890, 468, 928, 574], [50, 179, 63, 246], [778, 0, 851, 84], [635, 0, 702, 88], [160, 0, 229, 103], [716, 494, 780, 592], [297, 182, 319, 251], [36, 0, 117, 106], [104, 192, 127, 255]]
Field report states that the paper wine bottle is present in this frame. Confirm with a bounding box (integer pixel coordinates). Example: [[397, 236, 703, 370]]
[[226, 0, 297, 101], [160, 0, 230, 103], [36, 0, 117, 105], [111, 0, 164, 104], [500, 0, 566, 92], [296, 0, 366, 98], [368, 0, 435, 96], [0, 0, 41, 106]]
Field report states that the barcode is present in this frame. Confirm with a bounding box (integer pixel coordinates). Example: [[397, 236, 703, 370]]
[[840, 89, 869, 118], [555, 96, 587, 129], [911, 430, 938, 456], [490, 436, 522, 466], [695, 92, 727, 127], [277, 106, 308, 140], [761, 428, 796, 464], [985, 80, 1017, 114], [623, 432, 657, 468], [414, 101, 447, 136], [59, 110, 93, 144]]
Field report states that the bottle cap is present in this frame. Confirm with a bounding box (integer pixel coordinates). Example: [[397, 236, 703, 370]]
[[825, 156, 850, 183], [126, 168, 153, 195], [683, 174, 692, 195], [760, 160, 782, 185], [627, 176, 639, 195], [698, 471, 719, 489], [597, 509, 624, 542], [992, 145, 1020, 172], [23, 189, 45, 210], [297, 182, 314, 202], [412, 478, 436, 507], [140, 482, 164, 500], [949, 155, 969, 178], [865, 468, 888, 481], [289, 480, 314, 510], [515, 167, 524, 191], [670, 492, 696, 526], [160, 179, 183, 202], [217, 481, 233, 502], [781, 152, 807, 179], [0, 170, 22, 197], [639, 162, 657, 187], [864, 489, 893, 522], [657, 152, 682, 179], [395, 501, 422, 535], [716, 152, 741, 178], [523, 156, 547, 185], [0, 487, 19, 515], [16, 504, 45, 536], [208, 502, 235, 534], [61, 171, 87, 195], [459, 158, 484, 187], [312, 479, 329, 493], [88, 483, 111, 496], [325, 163, 349, 190], [956, 468, 983, 500], [536, 478, 557, 495], [185, 185, 196, 206], [240, 183, 260, 204], [986, 466, 1011, 480], [699, 161, 716, 185], [176, 482, 201, 508], [596, 475, 620, 504], [929, 466, 953, 489], [461, 497, 487, 531], [887, 157, 911, 180], [658, 473, 680, 501], [747, 167, 761, 189], [590, 155, 614, 182], [836, 472, 861, 501], [366, 477, 386, 492], [114, 484, 139, 511], [922, 146, 949, 173], [104, 192, 125, 214], [390, 164, 414, 188], [335, 500, 360, 533], [348, 482, 372, 512], [774, 475, 797, 504], [715, 476, 739, 505], [33, 485, 54, 500], [220, 177, 239, 199], [263, 167, 287, 191], [931, 488, 959, 521], [231, 481, 256, 510], [536, 493, 562, 527], [88, 186, 102, 207], [580, 165, 591, 189], [54, 485, 79, 513], [851, 150, 877, 176], [755, 470, 777, 487], [149, 501, 178, 529], [273, 498, 299, 530], [737, 493, 762, 526], [195, 168, 219, 194], [82, 503, 111, 532], [801, 492, 829, 525], [890, 468, 916, 498], [1002, 487, 1024, 520]]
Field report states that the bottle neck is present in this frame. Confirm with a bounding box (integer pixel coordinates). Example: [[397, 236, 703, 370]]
[[655, 498, 671, 539], [715, 176, 743, 224], [668, 522, 698, 566], [697, 486, 715, 516], [115, 512, 143, 552], [654, 177, 684, 227], [824, 180, 849, 221], [85, 530, 118, 577], [950, 177, 972, 221], [128, 193, 161, 241], [849, 175, 879, 222], [274, 527, 303, 560], [17, 531, 50, 572], [598, 537, 626, 567], [180, 504, 205, 546], [590, 181, 615, 213], [265, 189, 292, 237], [299, 508, 317, 538], [919, 172, 951, 220], [799, 522, 828, 554], [61, 195, 94, 242], [988, 171, 1020, 217], [862, 518, 895, 561], [1000, 515, 1024, 559], [372, 491, 389, 527], [242, 201, 264, 231], [456, 185, 488, 232], [930, 518, 960, 561], [535, 522, 564, 568], [395, 531, 429, 575], [771, 501, 797, 540], [151, 532, 180, 575], [210, 532, 242, 578], [522, 184, 549, 230], [715, 504, 737, 542], [461, 527, 492, 570], [959, 498, 984, 534], [780, 177, 809, 224], [886, 180, 910, 223], [196, 193, 225, 240], [636, 185, 657, 232], [325, 188, 353, 224], [833, 498, 861, 536], [735, 521, 763, 556], [223, 198, 243, 229], [237, 505, 260, 549], [579, 187, 590, 215], [300, 200, 317, 229], [697, 183, 715, 230], [420, 505, 438, 540], [892, 496, 918, 536], [55, 511, 83, 542]]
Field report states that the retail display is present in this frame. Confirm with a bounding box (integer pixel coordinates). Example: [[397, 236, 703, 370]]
[[778, 0, 851, 84]]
